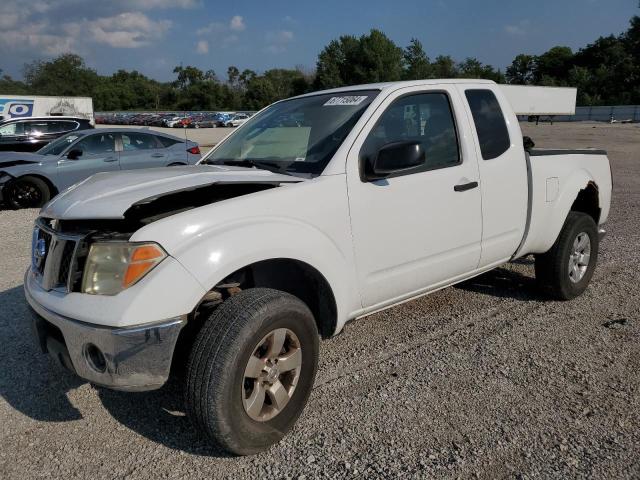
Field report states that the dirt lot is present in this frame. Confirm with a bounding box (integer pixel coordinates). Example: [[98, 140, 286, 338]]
[[1, 122, 639, 479]]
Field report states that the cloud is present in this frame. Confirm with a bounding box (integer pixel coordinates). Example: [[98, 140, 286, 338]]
[[229, 15, 245, 32], [89, 13, 171, 48], [198, 15, 246, 35], [504, 20, 530, 36], [196, 15, 245, 47], [0, 1, 178, 59], [265, 30, 294, 54], [196, 40, 209, 54]]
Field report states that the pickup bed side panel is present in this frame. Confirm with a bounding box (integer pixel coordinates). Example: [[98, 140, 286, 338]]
[[517, 153, 612, 256]]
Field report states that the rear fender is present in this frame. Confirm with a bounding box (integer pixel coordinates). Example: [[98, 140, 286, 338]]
[[522, 168, 599, 254]]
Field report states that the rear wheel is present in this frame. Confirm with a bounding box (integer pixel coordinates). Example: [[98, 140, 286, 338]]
[[185, 288, 319, 455], [5, 176, 51, 209], [535, 211, 599, 300]]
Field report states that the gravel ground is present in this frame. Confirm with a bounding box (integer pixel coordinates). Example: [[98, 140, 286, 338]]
[[1, 122, 639, 479]]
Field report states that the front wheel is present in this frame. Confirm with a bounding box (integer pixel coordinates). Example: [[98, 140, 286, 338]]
[[5, 176, 51, 209], [185, 288, 319, 455], [535, 211, 599, 300]]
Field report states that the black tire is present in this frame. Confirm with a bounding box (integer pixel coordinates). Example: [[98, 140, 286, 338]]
[[6, 176, 51, 209], [535, 211, 599, 300], [185, 288, 319, 455]]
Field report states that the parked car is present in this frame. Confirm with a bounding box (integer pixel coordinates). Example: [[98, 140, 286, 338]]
[[0, 116, 93, 152], [225, 113, 251, 127], [0, 128, 200, 208], [24, 80, 611, 455]]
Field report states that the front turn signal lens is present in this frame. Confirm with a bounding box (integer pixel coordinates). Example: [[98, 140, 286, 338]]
[[123, 245, 166, 288]]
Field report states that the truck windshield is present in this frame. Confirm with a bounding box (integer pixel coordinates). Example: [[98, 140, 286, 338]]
[[37, 133, 80, 156], [202, 90, 379, 177]]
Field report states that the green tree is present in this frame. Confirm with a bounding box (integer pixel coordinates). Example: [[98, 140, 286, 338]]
[[23, 54, 98, 96], [314, 30, 403, 88], [534, 46, 574, 83], [506, 54, 536, 84], [457, 57, 505, 82], [431, 55, 458, 78], [403, 38, 432, 80]]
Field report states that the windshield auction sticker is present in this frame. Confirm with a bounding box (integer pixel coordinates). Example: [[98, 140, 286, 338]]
[[323, 96, 369, 106]]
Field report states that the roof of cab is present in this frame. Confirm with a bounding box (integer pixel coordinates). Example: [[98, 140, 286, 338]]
[[293, 79, 496, 99]]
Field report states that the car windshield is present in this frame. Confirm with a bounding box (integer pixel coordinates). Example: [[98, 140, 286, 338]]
[[37, 133, 80, 156], [201, 90, 379, 177]]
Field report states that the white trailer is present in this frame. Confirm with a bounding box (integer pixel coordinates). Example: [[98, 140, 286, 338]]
[[499, 85, 577, 116], [0, 95, 94, 123]]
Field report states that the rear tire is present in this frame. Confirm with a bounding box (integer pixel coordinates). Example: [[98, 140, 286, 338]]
[[6, 176, 51, 209], [535, 211, 599, 300], [185, 288, 319, 455]]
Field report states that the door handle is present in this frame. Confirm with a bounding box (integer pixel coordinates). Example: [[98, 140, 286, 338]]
[[103, 157, 118, 162], [454, 181, 478, 192], [151, 153, 165, 158]]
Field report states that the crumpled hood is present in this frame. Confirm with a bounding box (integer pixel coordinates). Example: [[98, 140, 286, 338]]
[[0, 151, 46, 167], [41, 165, 303, 220]]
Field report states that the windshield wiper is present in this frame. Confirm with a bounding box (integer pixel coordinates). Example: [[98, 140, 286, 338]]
[[207, 159, 291, 175]]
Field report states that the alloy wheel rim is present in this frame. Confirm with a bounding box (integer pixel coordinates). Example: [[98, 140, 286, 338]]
[[568, 231, 591, 283], [242, 328, 302, 422], [13, 182, 42, 207]]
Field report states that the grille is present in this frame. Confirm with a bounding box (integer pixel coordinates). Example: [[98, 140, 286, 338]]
[[32, 219, 85, 292]]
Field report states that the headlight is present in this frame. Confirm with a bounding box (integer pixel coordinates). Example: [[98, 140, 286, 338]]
[[81, 242, 167, 295]]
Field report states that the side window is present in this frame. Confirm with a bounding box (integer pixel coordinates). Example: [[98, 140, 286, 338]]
[[0, 122, 23, 135], [52, 121, 79, 133], [25, 122, 50, 136], [156, 135, 181, 148], [361, 92, 460, 175], [121, 133, 159, 151], [464, 89, 511, 160], [74, 133, 116, 155]]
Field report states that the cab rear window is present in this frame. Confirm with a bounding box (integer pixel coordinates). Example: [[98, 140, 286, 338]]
[[465, 89, 511, 160]]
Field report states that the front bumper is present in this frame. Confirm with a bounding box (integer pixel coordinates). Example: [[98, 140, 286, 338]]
[[25, 281, 186, 392]]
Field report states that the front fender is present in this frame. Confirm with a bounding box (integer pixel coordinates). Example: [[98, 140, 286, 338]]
[[166, 216, 358, 328]]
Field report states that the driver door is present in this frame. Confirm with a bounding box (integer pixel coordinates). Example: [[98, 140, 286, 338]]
[[346, 86, 483, 309], [56, 132, 119, 190]]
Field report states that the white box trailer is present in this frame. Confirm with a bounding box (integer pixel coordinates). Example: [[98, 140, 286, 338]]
[[0, 95, 94, 123], [499, 85, 577, 116]]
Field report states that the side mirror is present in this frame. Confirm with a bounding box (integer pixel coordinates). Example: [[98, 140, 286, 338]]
[[67, 149, 83, 160], [366, 141, 426, 180], [523, 136, 535, 151]]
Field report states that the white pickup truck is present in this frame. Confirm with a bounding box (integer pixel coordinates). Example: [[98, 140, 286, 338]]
[[24, 80, 611, 455]]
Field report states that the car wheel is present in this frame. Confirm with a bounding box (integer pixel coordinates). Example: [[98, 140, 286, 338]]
[[6, 176, 51, 209], [535, 211, 599, 300], [185, 288, 319, 455]]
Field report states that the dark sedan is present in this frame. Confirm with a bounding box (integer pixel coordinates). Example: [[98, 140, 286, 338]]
[[0, 116, 94, 152]]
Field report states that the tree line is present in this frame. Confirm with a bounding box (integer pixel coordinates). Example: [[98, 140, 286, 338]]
[[0, 13, 637, 111]]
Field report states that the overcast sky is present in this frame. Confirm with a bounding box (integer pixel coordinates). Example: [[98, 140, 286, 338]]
[[0, 0, 637, 81]]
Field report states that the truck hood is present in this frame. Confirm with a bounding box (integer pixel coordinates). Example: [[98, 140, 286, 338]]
[[0, 151, 46, 168], [41, 165, 303, 220]]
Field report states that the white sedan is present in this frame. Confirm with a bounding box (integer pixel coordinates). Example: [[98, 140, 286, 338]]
[[225, 113, 251, 127]]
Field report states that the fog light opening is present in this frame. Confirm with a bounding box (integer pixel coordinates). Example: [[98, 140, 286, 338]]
[[84, 343, 106, 373]]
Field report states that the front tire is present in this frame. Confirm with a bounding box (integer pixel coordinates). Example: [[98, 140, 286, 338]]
[[185, 288, 319, 455], [535, 211, 599, 300], [5, 176, 51, 209]]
